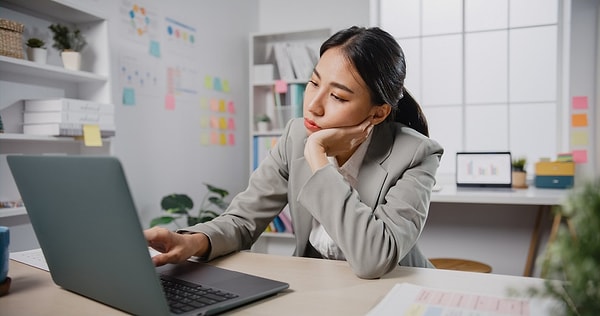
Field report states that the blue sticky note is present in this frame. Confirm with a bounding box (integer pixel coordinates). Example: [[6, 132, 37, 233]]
[[149, 40, 161, 58], [123, 87, 136, 105], [213, 77, 222, 91]]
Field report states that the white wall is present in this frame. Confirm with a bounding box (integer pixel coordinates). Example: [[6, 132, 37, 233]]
[[257, 0, 370, 34]]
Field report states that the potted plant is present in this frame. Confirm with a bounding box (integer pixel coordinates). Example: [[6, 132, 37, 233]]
[[517, 178, 600, 315], [256, 114, 271, 132], [149, 183, 230, 228], [511, 157, 527, 188], [25, 37, 47, 64], [48, 23, 87, 71]]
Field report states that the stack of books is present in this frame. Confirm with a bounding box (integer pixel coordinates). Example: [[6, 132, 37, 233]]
[[23, 98, 116, 137]]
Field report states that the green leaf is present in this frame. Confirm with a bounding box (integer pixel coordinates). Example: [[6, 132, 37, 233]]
[[205, 184, 229, 198], [207, 196, 229, 210], [161, 194, 193, 211], [150, 216, 176, 227]]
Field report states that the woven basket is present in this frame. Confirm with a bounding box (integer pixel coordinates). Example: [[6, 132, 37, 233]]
[[0, 18, 25, 59]]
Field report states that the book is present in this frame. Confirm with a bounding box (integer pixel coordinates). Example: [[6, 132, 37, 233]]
[[272, 43, 296, 81], [253, 136, 279, 169], [24, 98, 115, 114], [23, 123, 116, 137], [24, 111, 115, 125], [286, 43, 314, 81], [287, 83, 305, 118]]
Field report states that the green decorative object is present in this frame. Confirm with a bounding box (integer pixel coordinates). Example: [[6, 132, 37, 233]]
[[517, 178, 600, 315], [511, 157, 527, 172], [48, 23, 86, 52], [26, 37, 45, 48], [150, 183, 229, 228]]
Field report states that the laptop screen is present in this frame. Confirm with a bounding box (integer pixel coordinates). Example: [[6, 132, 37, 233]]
[[455, 152, 512, 188]]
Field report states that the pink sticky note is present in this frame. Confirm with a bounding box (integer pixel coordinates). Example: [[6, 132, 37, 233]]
[[572, 149, 588, 163], [165, 93, 175, 110], [274, 80, 288, 93], [210, 131, 218, 144], [228, 133, 235, 145], [210, 99, 219, 112], [572, 96, 588, 110], [227, 101, 235, 114], [228, 118, 236, 130]]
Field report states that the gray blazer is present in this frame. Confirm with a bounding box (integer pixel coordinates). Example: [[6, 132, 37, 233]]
[[182, 118, 444, 279]]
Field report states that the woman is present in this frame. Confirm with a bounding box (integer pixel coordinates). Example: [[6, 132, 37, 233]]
[[145, 26, 444, 279]]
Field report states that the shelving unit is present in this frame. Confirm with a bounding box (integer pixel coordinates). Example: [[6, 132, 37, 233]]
[[0, 0, 113, 251], [248, 28, 330, 255]]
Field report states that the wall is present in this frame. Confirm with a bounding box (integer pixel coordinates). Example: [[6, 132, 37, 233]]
[[257, 0, 370, 34], [102, 0, 259, 226]]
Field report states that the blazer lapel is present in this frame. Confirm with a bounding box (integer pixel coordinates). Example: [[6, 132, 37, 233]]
[[356, 122, 394, 209]]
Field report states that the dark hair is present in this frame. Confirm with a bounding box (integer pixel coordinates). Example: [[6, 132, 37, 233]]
[[320, 26, 429, 137]]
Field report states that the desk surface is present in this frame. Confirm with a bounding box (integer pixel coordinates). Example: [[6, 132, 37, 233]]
[[431, 184, 568, 205], [5, 251, 552, 315]]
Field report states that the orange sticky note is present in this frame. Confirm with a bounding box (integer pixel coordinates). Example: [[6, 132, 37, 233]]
[[83, 124, 102, 147], [571, 114, 588, 127]]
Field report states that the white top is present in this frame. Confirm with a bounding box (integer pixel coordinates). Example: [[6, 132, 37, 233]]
[[309, 134, 372, 260]]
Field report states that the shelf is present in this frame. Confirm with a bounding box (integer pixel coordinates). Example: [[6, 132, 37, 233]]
[[0, 56, 108, 83], [0, 207, 27, 218], [2, 0, 105, 22], [253, 79, 308, 86], [0, 133, 113, 143]]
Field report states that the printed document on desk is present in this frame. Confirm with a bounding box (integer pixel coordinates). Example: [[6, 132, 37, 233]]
[[367, 283, 559, 316]]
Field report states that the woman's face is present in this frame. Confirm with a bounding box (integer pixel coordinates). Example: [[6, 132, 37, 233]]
[[303, 47, 377, 135]]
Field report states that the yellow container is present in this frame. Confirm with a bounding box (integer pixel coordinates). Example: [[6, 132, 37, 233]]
[[535, 161, 575, 176]]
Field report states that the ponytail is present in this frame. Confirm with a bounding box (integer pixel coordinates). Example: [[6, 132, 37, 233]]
[[394, 87, 429, 137]]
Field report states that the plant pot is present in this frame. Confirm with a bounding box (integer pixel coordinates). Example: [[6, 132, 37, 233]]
[[256, 121, 270, 132], [60, 51, 81, 71], [512, 171, 527, 189], [27, 47, 47, 64]]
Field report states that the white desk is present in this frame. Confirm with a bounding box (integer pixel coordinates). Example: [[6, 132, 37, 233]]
[[4, 251, 555, 315], [430, 185, 569, 276]]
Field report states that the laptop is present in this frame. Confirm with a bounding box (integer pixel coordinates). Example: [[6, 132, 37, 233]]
[[455, 152, 513, 189], [7, 155, 289, 316]]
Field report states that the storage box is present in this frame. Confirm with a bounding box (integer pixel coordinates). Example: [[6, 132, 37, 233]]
[[0, 18, 24, 59], [534, 161, 575, 189], [535, 161, 575, 176], [534, 175, 574, 189]]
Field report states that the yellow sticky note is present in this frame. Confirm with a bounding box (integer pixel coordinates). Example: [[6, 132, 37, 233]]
[[83, 124, 103, 147], [219, 133, 227, 145], [571, 131, 589, 146], [571, 113, 588, 127], [218, 117, 227, 130]]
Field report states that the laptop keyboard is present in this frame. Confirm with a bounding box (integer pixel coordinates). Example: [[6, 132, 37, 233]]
[[160, 275, 239, 314]]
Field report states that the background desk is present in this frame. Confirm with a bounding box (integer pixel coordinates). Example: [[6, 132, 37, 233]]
[[428, 185, 568, 277], [5, 251, 552, 315]]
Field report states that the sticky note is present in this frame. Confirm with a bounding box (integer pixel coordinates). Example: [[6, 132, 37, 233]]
[[218, 99, 226, 112], [122, 87, 136, 105], [165, 93, 175, 110], [83, 124, 102, 147], [210, 131, 218, 144], [572, 96, 588, 110], [199, 97, 208, 110], [228, 118, 235, 130], [199, 116, 209, 128], [204, 76, 213, 89], [200, 133, 209, 145], [210, 116, 218, 129], [219, 133, 227, 145], [571, 131, 589, 146], [571, 113, 588, 127], [210, 99, 219, 112], [149, 40, 161, 57], [572, 149, 588, 163], [218, 117, 227, 130], [274, 80, 288, 93], [223, 80, 230, 93], [213, 77, 222, 91], [228, 133, 235, 145], [227, 101, 235, 114]]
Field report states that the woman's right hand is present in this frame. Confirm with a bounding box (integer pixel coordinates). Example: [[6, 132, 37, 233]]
[[144, 226, 210, 266]]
